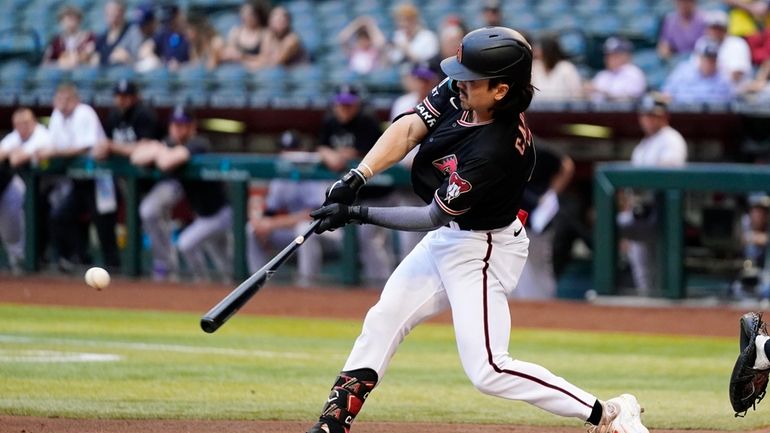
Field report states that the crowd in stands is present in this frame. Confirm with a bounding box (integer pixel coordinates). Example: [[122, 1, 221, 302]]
[[0, 0, 762, 107]]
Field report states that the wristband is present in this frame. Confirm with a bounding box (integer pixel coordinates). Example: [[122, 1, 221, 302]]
[[358, 162, 374, 179]]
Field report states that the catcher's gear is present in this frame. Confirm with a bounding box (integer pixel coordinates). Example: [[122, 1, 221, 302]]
[[440, 26, 532, 82], [729, 312, 770, 416], [324, 169, 367, 206]]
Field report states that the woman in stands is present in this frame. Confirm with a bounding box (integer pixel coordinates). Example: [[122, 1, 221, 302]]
[[221, 1, 270, 67], [186, 14, 224, 70]]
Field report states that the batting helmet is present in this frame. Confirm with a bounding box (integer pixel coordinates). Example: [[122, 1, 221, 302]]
[[440, 26, 532, 82]]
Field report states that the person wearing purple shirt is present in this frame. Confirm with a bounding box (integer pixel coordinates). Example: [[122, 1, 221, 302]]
[[662, 39, 735, 103], [657, 0, 707, 59]]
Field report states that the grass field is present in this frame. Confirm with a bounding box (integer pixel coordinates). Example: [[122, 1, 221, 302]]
[[0, 303, 765, 431]]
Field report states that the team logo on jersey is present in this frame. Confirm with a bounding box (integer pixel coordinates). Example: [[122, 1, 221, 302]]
[[432, 154, 458, 175], [445, 172, 472, 203]]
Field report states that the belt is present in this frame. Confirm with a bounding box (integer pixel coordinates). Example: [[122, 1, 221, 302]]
[[443, 210, 529, 232]]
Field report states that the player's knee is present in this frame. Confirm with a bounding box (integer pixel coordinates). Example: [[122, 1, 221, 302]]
[[468, 365, 501, 396], [176, 234, 195, 255]]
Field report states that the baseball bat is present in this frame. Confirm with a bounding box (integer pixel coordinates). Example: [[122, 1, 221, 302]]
[[200, 219, 321, 333]]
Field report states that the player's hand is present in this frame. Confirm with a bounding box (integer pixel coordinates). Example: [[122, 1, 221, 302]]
[[324, 168, 367, 206], [310, 204, 367, 234]]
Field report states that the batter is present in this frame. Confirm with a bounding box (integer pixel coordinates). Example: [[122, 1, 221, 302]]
[[306, 27, 648, 433]]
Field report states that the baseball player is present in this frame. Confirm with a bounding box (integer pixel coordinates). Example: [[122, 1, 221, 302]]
[[132, 105, 232, 282], [306, 27, 649, 433], [0, 108, 52, 271]]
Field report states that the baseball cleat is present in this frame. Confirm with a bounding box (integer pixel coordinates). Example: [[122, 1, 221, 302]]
[[307, 421, 344, 433], [587, 394, 649, 433]]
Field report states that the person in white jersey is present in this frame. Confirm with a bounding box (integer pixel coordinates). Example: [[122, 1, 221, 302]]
[[618, 93, 688, 295]]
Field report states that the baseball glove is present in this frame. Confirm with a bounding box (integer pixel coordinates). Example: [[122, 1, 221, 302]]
[[729, 312, 770, 417]]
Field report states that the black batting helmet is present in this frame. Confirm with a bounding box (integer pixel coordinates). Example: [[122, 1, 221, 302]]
[[440, 26, 532, 83]]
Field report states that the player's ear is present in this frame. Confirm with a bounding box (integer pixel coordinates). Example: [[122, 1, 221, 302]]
[[493, 83, 510, 102]]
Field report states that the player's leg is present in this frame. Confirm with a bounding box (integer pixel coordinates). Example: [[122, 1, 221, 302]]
[[139, 180, 183, 279], [0, 178, 25, 270], [308, 232, 450, 433], [436, 225, 597, 420], [177, 205, 232, 281]]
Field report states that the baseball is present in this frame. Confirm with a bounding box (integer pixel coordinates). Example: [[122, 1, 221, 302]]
[[85, 267, 110, 290]]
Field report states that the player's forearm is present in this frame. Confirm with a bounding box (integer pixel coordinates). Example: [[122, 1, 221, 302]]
[[360, 200, 452, 232], [358, 114, 426, 177]]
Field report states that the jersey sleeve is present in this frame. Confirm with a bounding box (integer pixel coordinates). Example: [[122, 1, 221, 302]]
[[406, 77, 457, 130], [433, 157, 501, 216]]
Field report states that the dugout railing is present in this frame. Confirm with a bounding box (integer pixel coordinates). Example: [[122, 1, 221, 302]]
[[19, 155, 411, 283], [594, 163, 770, 299]]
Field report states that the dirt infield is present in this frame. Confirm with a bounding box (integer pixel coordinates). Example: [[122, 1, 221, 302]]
[[0, 275, 764, 433]]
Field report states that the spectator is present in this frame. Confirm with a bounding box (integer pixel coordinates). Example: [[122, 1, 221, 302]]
[[221, 1, 270, 67], [514, 147, 575, 300], [148, 4, 190, 70], [698, 10, 752, 84], [429, 24, 464, 80], [246, 131, 340, 286], [93, 0, 130, 66], [390, 62, 440, 121], [111, 3, 157, 67], [37, 84, 120, 273], [337, 16, 387, 75], [93, 79, 162, 161], [43, 5, 96, 69], [585, 36, 646, 102], [740, 57, 770, 98], [724, 0, 769, 37], [318, 85, 395, 284], [617, 94, 687, 295], [532, 34, 583, 101], [259, 6, 308, 68], [388, 3, 439, 65], [185, 14, 224, 70], [131, 106, 232, 282], [663, 39, 735, 103], [747, 21, 770, 65], [481, 0, 504, 27], [0, 109, 52, 272], [657, 0, 707, 59]]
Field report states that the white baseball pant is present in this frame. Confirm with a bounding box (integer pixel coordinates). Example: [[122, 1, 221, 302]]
[[342, 219, 596, 420]]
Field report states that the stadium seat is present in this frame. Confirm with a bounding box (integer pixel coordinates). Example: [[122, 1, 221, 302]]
[[585, 15, 623, 36], [104, 65, 136, 84], [211, 63, 249, 91], [574, 0, 609, 18], [70, 66, 101, 90], [623, 14, 660, 43]]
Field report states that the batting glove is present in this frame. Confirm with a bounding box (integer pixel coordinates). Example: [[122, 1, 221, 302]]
[[310, 204, 368, 234], [324, 169, 367, 206]]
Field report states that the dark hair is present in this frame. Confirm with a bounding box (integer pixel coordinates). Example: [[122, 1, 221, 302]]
[[488, 77, 534, 117], [539, 34, 568, 71], [244, 0, 269, 27]]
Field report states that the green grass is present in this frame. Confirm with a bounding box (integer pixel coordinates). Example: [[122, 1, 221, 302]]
[[0, 303, 764, 430]]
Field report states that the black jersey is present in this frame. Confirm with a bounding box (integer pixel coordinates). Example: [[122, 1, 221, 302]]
[[407, 78, 535, 231]]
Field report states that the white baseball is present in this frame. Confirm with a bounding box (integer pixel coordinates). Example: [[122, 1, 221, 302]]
[[85, 267, 111, 290]]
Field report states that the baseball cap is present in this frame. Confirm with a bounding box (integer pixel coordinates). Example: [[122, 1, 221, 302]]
[[603, 36, 633, 54], [483, 0, 501, 11], [277, 130, 301, 150], [695, 38, 720, 57], [334, 84, 360, 105], [411, 62, 438, 81], [749, 194, 770, 208], [133, 4, 155, 26], [705, 10, 728, 28], [113, 79, 138, 95], [158, 3, 179, 23], [170, 105, 195, 123], [638, 93, 668, 115]]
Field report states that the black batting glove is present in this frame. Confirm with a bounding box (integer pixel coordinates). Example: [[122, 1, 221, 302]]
[[324, 168, 367, 205], [310, 204, 368, 234]]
